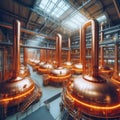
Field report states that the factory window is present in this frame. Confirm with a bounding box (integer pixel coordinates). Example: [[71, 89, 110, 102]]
[[62, 11, 88, 31], [39, 0, 70, 18]]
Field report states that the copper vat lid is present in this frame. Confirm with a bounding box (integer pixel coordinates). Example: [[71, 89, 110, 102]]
[[50, 67, 70, 76], [41, 63, 53, 69], [71, 76, 120, 106], [73, 63, 83, 69], [0, 77, 34, 95], [39, 61, 45, 66], [64, 61, 73, 66], [0, 76, 35, 106], [34, 59, 40, 64]]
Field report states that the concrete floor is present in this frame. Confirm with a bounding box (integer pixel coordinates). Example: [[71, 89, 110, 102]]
[[6, 65, 62, 120]]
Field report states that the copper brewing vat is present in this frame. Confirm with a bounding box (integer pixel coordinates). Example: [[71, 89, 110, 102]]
[[28, 58, 40, 71], [32, 59, 40, 71], [61, 19, 120, 119], [37, 62, 53, 74], [27, 50, 40, 71], [72, 29, 83, 74], [37, 46, 54, 74], [43, 34, 71, 86], [37, 51, 54, 74], [0, 20, 42, 118]]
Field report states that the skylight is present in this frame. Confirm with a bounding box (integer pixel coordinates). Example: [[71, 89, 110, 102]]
[[39, 0, 70, 18], [62, 11, 88, 31]]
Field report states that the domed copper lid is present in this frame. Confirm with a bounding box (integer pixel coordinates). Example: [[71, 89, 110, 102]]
[[64, 61, 73, 66], [50, 67, 69, 76], [0, 76, 35, 105], [74, 63, 83, 69], [39, 61, 45, 66], [41, 63, 53, 69], [72, 76, 120, 106]]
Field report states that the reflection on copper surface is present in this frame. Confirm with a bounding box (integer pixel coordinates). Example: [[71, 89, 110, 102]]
[[61, 19, 120, 119]]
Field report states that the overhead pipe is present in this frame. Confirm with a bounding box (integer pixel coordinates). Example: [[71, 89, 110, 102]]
[[12, 20, 20, 78], [82, 19, 99, 77], [0, 22, 55, 40]]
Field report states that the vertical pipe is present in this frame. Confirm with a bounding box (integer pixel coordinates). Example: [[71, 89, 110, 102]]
[[24, 48, 27, 66], [47, 50, 50, 62], [67, 38, 71, 61], [56, 34, 62, 67], [82, 19, 99, 77], [100, 23, 104, 67], [44, 49, 47, 62], [79, 28, 82, 63], [56, 36, 59, 65], [40, 49, 42, 61], [12, 20, 20, 78], [39, 49, 41, 61], [3, 47, 7, 81], [114, 44, 118, 76]]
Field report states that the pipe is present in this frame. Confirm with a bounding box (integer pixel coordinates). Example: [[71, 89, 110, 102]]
[[82, 19, 99, 77], [67, 38, 71, 61], [12, 20, 20, 78], [55, 35, 59, 66], [3, 47, 7, 81], [24, 48, 27, 66], [114, 44, 119, 76], [100, 23, 104, 67], [79, 28, 82, 63], [0, 22, 55, 40], [56, 34, 62, 67]]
